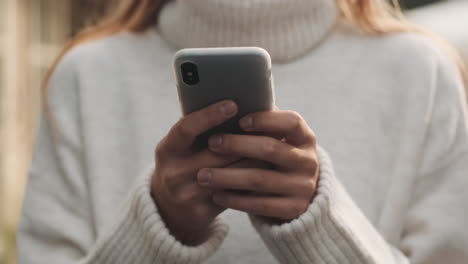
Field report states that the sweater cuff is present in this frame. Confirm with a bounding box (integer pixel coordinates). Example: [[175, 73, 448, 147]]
[[250, 146, 396, 264], [85, 166, 229, 264]]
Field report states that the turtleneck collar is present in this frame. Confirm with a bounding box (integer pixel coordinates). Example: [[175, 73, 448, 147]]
[[158, 0, 339, 62]]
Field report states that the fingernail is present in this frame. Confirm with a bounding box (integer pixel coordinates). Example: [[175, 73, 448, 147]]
[[220, 101, 236, 116], [209, 135, 223, 148], [197, 169, 212, 185], [239, 116, 253, 129]]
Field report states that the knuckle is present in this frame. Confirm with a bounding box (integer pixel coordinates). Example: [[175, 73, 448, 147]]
[[174, 121, 195, 139], [252, 200, 268, 215], [165, 180, 179, 197], [293, 149, 308, 163], [286, 111, 317, 145], [310, 155, 319, 170], [307, 177, 318, 191], [307, 130, 317, 146], [164, 168, 183, 191], [155, 142, 167, 161], [298, 178, 317, 195], [288, 110, 303, 120], [216, 194, 230, 206], [261, 139, 280, 157], [173, 191, 186, 204], [174, 189, 196, 204], [191, 205, 210, 219], [309, 129, 317, 141], [249, 172, 266, 191], [284, 201, 308, 220], [296, 151, 319, 172], [287, 111, 304, 128], [304, 152, 319, 171]]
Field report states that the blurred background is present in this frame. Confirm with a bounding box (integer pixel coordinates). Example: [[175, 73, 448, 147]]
[[0, 0, 467, 263], [0, 1, 118, 263]]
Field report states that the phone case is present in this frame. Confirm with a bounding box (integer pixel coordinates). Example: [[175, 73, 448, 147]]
[[174, 47, 275, 148]]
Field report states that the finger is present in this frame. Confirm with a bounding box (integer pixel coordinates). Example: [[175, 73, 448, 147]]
[[208, 134, 316, 170], [167, 181, 224, 217], [158, 150, 241, 189], [163, 100, 238, 153], [248, 130, 285, 141], [171, 182, 212, 205], [190, 149, 240, 170], [163, 150, 239, 187], [225, 159, 273, 169], [212, 191, 309, 220], [197, 168, 313, 195], [239, 111, 315, 147]]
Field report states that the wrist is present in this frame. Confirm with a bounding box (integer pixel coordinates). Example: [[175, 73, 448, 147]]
[[151, 186, 211, 246]]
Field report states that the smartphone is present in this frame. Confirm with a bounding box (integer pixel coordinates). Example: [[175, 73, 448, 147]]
[[174, 47, 275, 148]]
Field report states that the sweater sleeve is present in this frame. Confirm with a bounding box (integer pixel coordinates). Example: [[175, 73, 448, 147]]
[[250, 49, 468, 263], [17, 50, 228, 264], [250, 146, 400, 263]]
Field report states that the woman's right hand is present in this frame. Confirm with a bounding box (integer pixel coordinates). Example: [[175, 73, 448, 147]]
[[151, 100, 239, 245]]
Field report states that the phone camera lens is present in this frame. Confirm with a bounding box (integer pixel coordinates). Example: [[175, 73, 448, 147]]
[[181, 62, 199, 85]]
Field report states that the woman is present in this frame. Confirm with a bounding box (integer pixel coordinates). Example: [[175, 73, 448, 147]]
[[18, 0, 468, 263]]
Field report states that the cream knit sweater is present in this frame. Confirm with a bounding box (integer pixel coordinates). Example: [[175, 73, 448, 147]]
[[18, 0, 468, 263]]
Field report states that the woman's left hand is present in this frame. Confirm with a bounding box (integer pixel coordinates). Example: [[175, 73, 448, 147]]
[[197, 110, 320, 221]]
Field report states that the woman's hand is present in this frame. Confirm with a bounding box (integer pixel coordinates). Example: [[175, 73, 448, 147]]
[[152, 100, 240, 245], [197, 110, 320, 222]]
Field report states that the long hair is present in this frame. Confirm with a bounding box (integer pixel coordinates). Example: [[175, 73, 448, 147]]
[[339, 0, 467, 86], [43, 0, 467, 99], [42, 0, 168, 99]]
